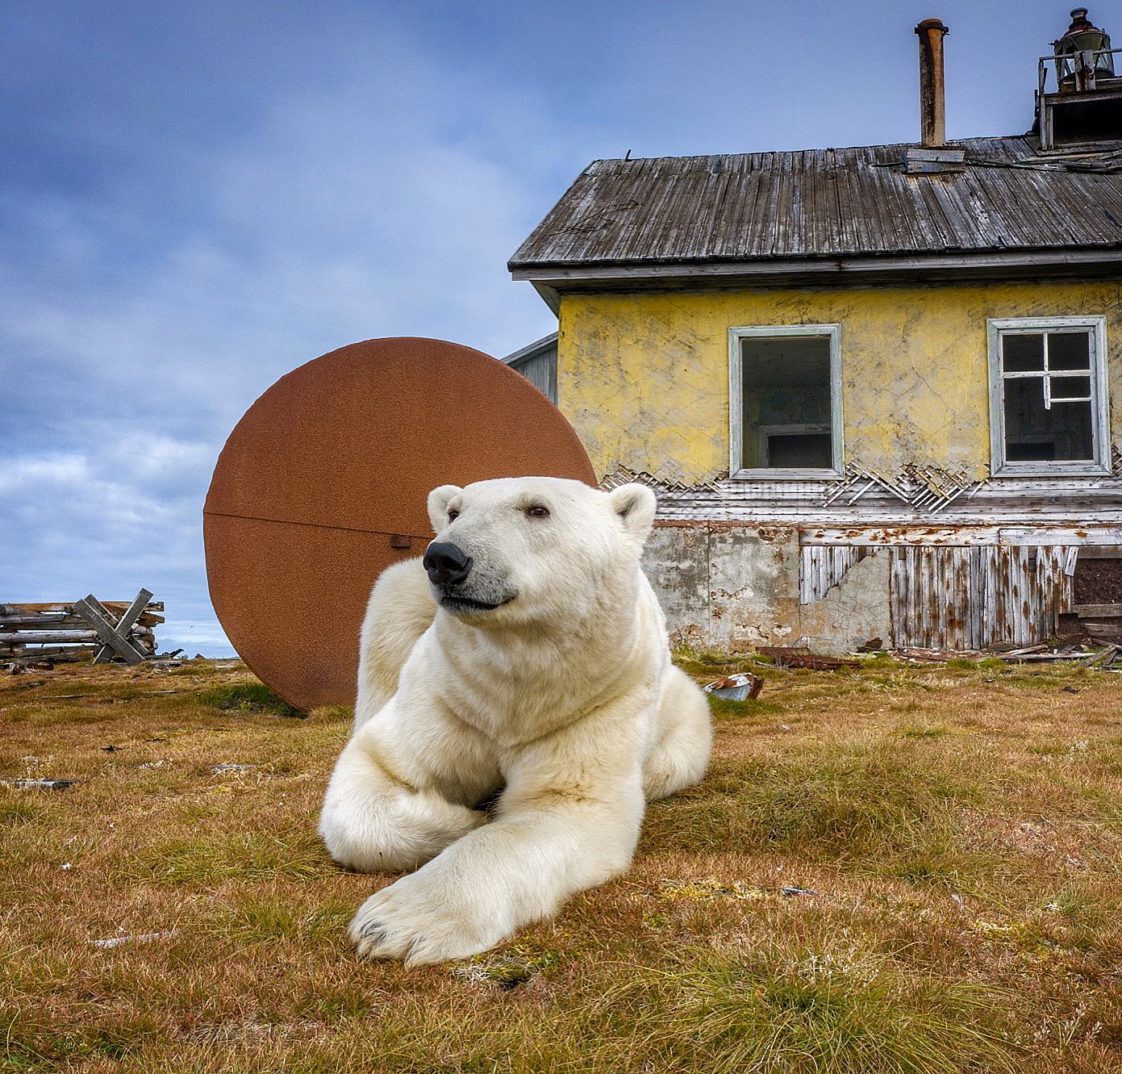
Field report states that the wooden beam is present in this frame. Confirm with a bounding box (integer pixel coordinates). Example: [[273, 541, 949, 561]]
[[1073, 604, 1122, 619], [94, 588, 153, 664], [73, 596, 146, 665], [0, 631, 100, 644]]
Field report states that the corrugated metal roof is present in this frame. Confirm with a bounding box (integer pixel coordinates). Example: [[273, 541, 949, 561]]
[[510, 137, 1122, 270]]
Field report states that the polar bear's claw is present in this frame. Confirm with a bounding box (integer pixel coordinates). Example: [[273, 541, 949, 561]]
[[348, 877, 502, 965]]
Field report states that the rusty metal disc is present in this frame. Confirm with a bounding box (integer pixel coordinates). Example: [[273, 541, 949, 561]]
[[204, 337, 594, 710]]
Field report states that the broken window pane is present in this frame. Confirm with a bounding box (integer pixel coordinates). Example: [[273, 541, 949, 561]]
[[741, 335, 833, 469], [1003, 375, 1094, 462]]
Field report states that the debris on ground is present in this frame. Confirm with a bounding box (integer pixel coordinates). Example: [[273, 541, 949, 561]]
[[451, 949, 559, 990], [702, 672, 765, 700], [756, 646, 861, 671], [210, 764, 258, 775], [657, 879, 821, 902], [895, 647, 973, 662], [1, 592, 163, 668], [91, 930, 177, 950], [1, 778, 76, 791], [863, 640, 1122, 668], [659, 879, 767, 901]]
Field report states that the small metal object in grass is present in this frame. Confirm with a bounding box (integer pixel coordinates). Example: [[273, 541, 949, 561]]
[[702, 672, 764, 701]]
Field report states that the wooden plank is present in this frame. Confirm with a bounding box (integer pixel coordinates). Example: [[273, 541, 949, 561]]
[[72, 596, 146, 665], [999, 528, 1120, 547], [1073, 604, 1122, 618], [0, 631, 100, 644], [1072, 546, 1122, 559], [803, 527, 1002, 546], [94, 588, 153, 664], [0, 601, 163, 614]]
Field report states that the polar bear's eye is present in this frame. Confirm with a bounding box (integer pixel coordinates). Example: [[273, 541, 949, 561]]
[[526, 504, 550, 519], [447, 509, 459, 522]]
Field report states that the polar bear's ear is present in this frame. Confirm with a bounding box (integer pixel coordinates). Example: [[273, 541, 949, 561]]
[[427, 484, 462, 532], [608, 483, 657, 544]]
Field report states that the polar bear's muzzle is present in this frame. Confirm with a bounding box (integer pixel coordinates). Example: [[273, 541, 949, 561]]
[[423, 541, 515, 614], [424, 542, 474, 587]]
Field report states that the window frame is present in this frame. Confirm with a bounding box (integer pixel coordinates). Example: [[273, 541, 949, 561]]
[[728, 323, 844, 479], [987, 315, 1110, 477]]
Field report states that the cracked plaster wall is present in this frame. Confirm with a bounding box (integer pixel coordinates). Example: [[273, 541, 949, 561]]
[[798, 550, 891, 656], [645, 523, 891, 652], [558, 281, 1122, 484]]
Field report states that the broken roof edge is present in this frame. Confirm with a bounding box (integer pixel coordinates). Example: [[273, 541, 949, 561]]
[[567, 132, 1035, 170]]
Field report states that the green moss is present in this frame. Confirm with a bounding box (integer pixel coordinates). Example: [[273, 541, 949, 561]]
[[618, 947, 1016, 1074], [197, 682, 303, 717], [136, 830, 325, 885], [0, 798, 43, 826], [899, 724, 950, 739], [647, 746, 969, 859], [706, 695, 783, 719], [454, 948, 562, 990]]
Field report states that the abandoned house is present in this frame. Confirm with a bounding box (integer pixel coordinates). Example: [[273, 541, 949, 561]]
[[507, 11, 1122, 653]]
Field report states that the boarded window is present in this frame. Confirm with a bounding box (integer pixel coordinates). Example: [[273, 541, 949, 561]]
[[732, 328, 840, 474]]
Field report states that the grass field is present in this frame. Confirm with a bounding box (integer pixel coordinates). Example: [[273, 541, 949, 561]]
[[1, 653, 1120, 1073]]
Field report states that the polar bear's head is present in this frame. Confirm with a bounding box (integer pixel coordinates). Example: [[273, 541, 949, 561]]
[[422, 476, 656, 629]]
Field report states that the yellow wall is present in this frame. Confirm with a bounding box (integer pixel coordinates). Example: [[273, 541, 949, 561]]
[[557, 281, 1122, 484]]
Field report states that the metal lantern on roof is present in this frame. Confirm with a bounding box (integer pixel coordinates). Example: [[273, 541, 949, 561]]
[[1053, 8, 1115, 92]]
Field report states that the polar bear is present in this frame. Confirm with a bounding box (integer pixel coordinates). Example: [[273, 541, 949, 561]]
[[319, 476, 712, 966]]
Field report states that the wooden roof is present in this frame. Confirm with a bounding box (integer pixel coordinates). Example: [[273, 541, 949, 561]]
[[510, 137, 1122, 286]]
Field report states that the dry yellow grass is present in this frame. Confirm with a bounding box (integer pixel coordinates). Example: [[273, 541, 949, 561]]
[[1, 653, 1120, 1073]]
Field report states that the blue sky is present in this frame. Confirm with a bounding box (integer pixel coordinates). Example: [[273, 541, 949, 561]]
[[3, 0, 1084, 655]]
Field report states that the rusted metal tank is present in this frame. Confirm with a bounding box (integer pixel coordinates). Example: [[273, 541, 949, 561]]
[[204, 337, 595, 711]]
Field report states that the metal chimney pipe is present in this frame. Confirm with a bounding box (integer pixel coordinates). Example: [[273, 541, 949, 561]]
[[915, 18, 949, 146]]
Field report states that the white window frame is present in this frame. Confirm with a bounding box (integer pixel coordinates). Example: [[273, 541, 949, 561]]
[[729, 324, 843, 479], [987, 315, 1110, 477]]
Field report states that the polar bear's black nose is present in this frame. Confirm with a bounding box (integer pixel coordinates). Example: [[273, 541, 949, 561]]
[[423, 542, 473, 586]]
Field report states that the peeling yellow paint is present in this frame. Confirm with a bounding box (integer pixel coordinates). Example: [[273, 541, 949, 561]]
[[557, 281, 1122, 483]]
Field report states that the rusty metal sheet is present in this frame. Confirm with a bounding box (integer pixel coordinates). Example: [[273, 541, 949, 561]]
[[204, 337, 595, 711]]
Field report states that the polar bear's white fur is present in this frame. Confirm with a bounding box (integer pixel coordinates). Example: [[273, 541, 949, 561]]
[[319, 476, 712, 966]]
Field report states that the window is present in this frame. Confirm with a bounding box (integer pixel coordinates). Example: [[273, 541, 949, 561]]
[[729, 324, 842, 477], [988, 316, 1109, 475]]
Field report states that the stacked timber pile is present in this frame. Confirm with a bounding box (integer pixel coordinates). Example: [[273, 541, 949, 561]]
[[1, 589, 162, 667]]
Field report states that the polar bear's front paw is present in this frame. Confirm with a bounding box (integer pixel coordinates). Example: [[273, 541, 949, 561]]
[[348, 873, 507, 966]]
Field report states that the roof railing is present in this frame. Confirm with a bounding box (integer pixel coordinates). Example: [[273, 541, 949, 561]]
[[1038, 46, 1122, 95]]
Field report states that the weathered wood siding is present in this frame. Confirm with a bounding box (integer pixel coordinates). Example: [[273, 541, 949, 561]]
[[796, 541, 1077, 648], [799, 546, 862, 604], [886, 545, 1076, 649], [508, 343, 557, 403]]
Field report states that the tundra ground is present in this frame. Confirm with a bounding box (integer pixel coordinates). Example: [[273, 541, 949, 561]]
[[1, 653, 1120, 1073]]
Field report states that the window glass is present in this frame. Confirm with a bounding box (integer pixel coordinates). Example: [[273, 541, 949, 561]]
[[1001, 350, 1095, 463], [741, 336, 832, 469], [1050, 375, 1092, 401], [1003, 334, 1044, 372], [1049, 332, 1091, 371]]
